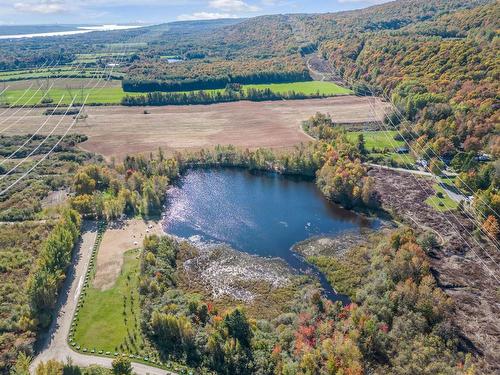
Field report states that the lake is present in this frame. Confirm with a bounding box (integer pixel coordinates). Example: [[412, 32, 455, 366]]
[[0, 25, 144, 40], [162, 168, 379, 302]]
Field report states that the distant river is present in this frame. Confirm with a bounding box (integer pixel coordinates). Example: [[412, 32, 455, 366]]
[[162, 168, 380, 303], [0, 25, 144, 40]]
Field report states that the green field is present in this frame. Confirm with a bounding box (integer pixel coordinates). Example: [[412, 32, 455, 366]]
[[425, 183, 459, 212], [346, 130, 403, 150], [346, 130, 416, 165], [75, 53, 134, 63], [0, 80, 352, 106], [244, 81, 352, 95], [0, 68, 124, 82], [73, 249, 144, 353], [1, 86, 132, 105]]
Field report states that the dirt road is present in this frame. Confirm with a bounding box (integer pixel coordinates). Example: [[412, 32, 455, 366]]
[[30, 221, 174, 375], [3, 97, 390, 160]]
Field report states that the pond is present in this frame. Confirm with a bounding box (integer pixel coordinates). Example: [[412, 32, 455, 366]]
[[162, 168, 380, 303]]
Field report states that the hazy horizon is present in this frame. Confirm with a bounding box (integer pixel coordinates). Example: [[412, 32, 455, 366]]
[[0, 0, 393, 26]]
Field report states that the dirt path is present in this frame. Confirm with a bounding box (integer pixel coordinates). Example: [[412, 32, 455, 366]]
[[3, 97, 390, 160], [30, 221, 174, 375], [94, 219, 162, 290]]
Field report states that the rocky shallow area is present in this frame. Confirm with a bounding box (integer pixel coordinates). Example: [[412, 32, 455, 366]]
[[180, 236, 296, 303]]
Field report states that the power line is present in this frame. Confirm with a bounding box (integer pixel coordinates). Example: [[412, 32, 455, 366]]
[[334, 70, 500, 281]]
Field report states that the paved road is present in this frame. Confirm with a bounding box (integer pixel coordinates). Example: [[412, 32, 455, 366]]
[[30, 221, 174, 375], [366, 163, 432, 177]]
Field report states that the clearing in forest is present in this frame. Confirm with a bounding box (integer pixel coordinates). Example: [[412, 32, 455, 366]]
[[93, 219, 162, 290]]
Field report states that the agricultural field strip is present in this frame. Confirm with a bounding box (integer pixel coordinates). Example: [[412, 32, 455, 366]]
[[0, 96, 66, 166], [0, 40, 130, 194], [0, 57, 81, 115], [0, 96, 70, 175], [1, 80, 350, 106], [0, 45, 104, 127], [1, 96, 390, 161], [0, 39, 127, 115]]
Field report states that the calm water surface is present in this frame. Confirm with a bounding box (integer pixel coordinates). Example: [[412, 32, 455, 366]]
[[162, 169, 379, 302]]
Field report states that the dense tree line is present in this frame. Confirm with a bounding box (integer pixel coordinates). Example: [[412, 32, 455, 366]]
[[25, 209, 81, 328], [0, 222, 54, 373], [122, 86, 325, 106], [123, 56, 310, 92], [70, 159, 178, 220]]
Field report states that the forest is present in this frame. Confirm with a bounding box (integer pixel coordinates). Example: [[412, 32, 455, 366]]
[[135, 228, 474, 375], [122, 56, 310, 92], [317, 1, 499, 233]]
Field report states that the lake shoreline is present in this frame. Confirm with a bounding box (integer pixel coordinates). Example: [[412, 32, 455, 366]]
[[161, 167, 387, 305]]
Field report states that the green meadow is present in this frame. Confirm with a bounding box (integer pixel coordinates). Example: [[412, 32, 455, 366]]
[[425, 183, 459, 212], [0, 79, 352, 106], [244, 81, 352, 95], [73, 249, 144, 354]]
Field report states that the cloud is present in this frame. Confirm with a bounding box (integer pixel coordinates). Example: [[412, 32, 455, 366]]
[[13, 0, 68, 14], [177, 11, 238, 21], [338, 0, 391, 3], [209, 0, 259, 12]]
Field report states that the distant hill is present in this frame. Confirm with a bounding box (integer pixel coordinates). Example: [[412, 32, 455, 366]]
[[0, 24, 79, 36]]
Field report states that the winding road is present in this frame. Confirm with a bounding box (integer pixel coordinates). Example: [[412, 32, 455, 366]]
[[30, 221, 175, 375]]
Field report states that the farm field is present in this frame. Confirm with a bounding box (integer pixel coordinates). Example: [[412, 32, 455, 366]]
[[244, 81, 352, 95], [2, 86, 131, 105], [2, 96, 390, 160], [0, 68, 124, 82], [0, 80, 351, 106]]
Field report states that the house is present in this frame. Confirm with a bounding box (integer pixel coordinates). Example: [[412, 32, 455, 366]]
[[395, 146, 409, 154], [477, 153, 491, 162], [416, 159, 429, 168]]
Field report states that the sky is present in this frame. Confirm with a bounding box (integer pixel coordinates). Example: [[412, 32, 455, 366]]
[[0, 0, 394, 25]]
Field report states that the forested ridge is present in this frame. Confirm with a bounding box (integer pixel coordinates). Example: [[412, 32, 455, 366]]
[[320, 1, 498, 155]]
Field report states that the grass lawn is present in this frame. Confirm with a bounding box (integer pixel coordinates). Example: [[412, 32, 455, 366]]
[[73, 248, 144, 354], [346, 130, 416, 165], [244, 81, 352, 95], [425, 183, 459, 212], [370, 152, 416, 165], [346, 130, 403, 150]]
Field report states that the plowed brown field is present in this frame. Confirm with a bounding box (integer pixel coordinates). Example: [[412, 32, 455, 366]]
[[2, 96, 390, 159]]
